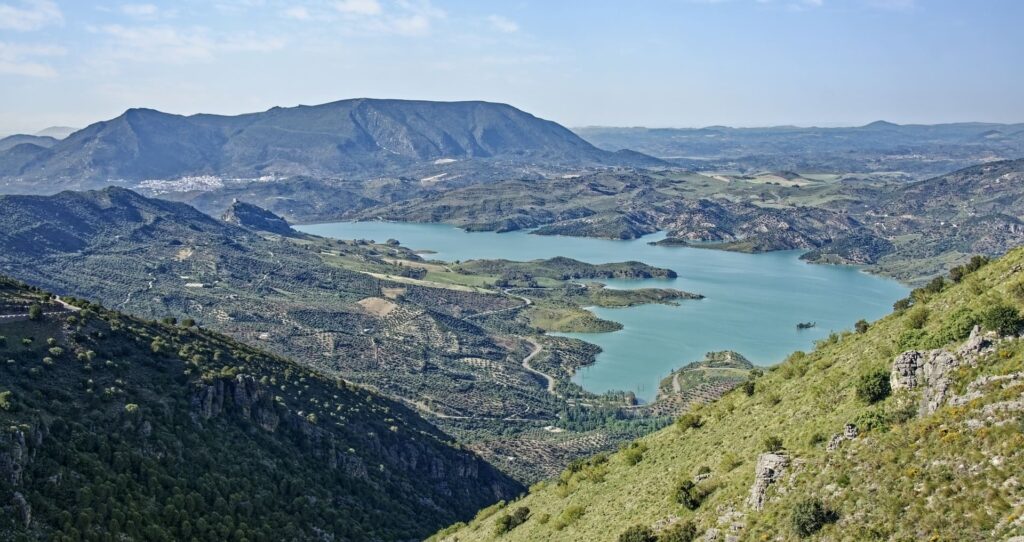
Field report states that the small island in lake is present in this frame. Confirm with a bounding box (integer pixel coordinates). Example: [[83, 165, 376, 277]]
[[796, 321, 816, 330]]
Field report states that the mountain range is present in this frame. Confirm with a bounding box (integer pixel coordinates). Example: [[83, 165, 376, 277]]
[[577, 122, 1024, 177], [0, 99, 661, 193]]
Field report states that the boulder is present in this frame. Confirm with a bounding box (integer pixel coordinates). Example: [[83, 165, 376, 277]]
[[748, 453, 789, 510]]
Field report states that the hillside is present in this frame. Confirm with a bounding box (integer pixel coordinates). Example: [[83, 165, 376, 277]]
[[436, 250, 1024, 541], [0, 135, 57, 152], [0, 187, 694, 483], [0, 99, 660, 192], [807, 159, 1024, 282], [0, 277, 522, 540]]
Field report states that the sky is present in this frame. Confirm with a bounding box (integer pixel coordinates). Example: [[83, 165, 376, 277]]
[[1, 0, 1023, 135]]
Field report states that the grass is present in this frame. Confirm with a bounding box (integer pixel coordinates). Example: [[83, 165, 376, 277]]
[[436, 247, 1024, 541]]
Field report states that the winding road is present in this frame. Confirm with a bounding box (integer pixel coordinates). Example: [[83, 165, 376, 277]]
[[520, 337, 558, 396]]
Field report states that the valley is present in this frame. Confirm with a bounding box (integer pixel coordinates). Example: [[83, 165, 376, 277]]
[[3, 1, 1022, 538], [297, 221, 907, 401]]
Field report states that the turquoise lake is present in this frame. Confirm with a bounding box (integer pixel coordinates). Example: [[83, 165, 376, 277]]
[[298, 221, 910, 402]]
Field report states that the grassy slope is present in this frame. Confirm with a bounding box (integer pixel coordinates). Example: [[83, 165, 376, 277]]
[[437, 248, 1024, 541]]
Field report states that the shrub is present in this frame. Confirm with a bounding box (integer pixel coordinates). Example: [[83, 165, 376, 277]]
[[28, 304, 42, 321], [0, 390, 12, 411], [741, 380, 755, 396], [904, 306, 929, 330], [791, 498, 838, 537], [553, 505, 585, 530], [896, 328, 932, 351], [920, 276, 945, 295], [763, 436, 784, 452], [675, 412, 703, 431], [855, 369, 891, 404], [674, 480, 704, 510], [981, 304, 1024, 336], [622, 442, 648, 466], [494, 507, 530, 535], [658, 521, 697, 542], [618, 525, 656, 542], [854, 319, 869, 334], [936, 308, 980, 344], [893, 297, 912, 312]]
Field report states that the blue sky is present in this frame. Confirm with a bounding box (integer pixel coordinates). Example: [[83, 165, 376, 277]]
[[1, 0, 1022, 134]]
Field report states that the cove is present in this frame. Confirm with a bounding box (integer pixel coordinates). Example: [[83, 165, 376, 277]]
[[298, 221, 910, 402]]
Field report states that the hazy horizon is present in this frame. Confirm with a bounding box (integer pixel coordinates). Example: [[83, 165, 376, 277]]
[[3, 0, 1024, 134]]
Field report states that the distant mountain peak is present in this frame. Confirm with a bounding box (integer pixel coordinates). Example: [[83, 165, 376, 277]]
[[863, 120, 900, 129], [34, 126, 78, 139]]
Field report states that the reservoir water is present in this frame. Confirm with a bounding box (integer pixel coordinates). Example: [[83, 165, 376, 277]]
[[298, 221, 909, 401]]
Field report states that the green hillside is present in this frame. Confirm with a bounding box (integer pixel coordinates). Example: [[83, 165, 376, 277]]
[[436, 251, 1024, 541], [0, 277, 522, 541]]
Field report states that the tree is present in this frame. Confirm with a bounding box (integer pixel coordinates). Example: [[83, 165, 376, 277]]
[[892, 298, 911, 312], [28, 303, 43, 321], [618, 525, 656, 542], [856, 369, 891, 404], [854, 319, 869, 334], [791, 498, 837, 537], [981, 304, 1024, 336]]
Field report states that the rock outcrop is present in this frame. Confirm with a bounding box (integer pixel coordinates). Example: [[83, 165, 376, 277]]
[[890, 326, 997, 415], [748, 453, 789, 510], [222, 200, 296, 236], [826, 423, 858, 452]]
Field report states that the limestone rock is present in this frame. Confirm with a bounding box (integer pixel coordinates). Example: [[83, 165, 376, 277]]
[[827, 424, 858, 452], [890, 350, 925, 391], [748, 453, 789, 510], [12, 491, 30, 527], [889, 347, 965, 416]]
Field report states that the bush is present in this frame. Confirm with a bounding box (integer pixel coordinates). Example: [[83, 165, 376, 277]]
[[763, 436, 784, 452], [658, 521, 697, 542], [741, 380, 755, 396], [493, 507, 529, 535], [675, 412, 703, 431], [893, 297, 911, 312], [622, 442, 648, 466], [674, 480, 704, 510], [981, 304, 1024, 336], [936, 308, 981, 344], [618, 525, 656, 542], [28, 304, 42, 321], [553, 505, 585, 530], [920, 276, 945, 295], [0, 390, 12, 411], [791, 498, 838, 537], [904, 306, 929, 330], [855, 369, 891, 404], [854, 319, 869, 334]]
